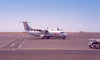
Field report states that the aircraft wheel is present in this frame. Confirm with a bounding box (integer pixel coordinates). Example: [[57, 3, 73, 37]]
[[63, 37, 66, 40], [92, 44, 97, 49], [41, 37, 44, 39], [47, 37, 50, 39], [89, 45, 92, 48]]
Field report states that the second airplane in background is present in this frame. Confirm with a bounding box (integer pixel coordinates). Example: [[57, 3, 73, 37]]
[[23, 21, 68, 40]]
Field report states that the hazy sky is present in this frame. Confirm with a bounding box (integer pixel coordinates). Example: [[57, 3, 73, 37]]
[[0, 0, 100, 32]]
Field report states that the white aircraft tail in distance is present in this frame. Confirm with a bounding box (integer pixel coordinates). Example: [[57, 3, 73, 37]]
[[22, 21, 68, 39]]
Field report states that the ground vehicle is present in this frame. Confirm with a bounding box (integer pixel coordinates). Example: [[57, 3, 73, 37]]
[[88, 40, 100, 49]]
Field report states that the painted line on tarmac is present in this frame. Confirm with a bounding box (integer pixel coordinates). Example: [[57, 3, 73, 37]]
[[10, 43, 15, 47], [18, 40, 26, 48], [1, 37, 26, 49], [18, 37, 28, 48], [0, 39, 17, 48]]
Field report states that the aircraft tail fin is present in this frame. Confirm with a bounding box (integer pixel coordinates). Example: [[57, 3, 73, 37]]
[[23, 21, 32, 31]]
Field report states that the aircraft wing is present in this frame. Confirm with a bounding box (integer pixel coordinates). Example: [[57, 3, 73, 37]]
[[29, 29, 43, 32]]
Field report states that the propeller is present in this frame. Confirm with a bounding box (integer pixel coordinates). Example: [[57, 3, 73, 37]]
[[57, 27, 62, 31]]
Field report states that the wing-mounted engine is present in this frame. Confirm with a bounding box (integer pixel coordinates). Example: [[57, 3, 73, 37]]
[[39, 30, 50, 39], [57, 27, 62, 31], [41, 30, 49, 35]]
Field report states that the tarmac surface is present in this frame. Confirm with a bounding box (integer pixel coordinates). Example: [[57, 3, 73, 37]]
[[0, 32, 100, 60]]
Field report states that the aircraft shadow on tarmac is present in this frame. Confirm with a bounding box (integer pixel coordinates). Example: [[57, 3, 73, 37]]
[[25, 36, 69, 40]]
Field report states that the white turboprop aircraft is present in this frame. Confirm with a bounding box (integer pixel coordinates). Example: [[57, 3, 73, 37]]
[[23, 21, 68, 39]]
